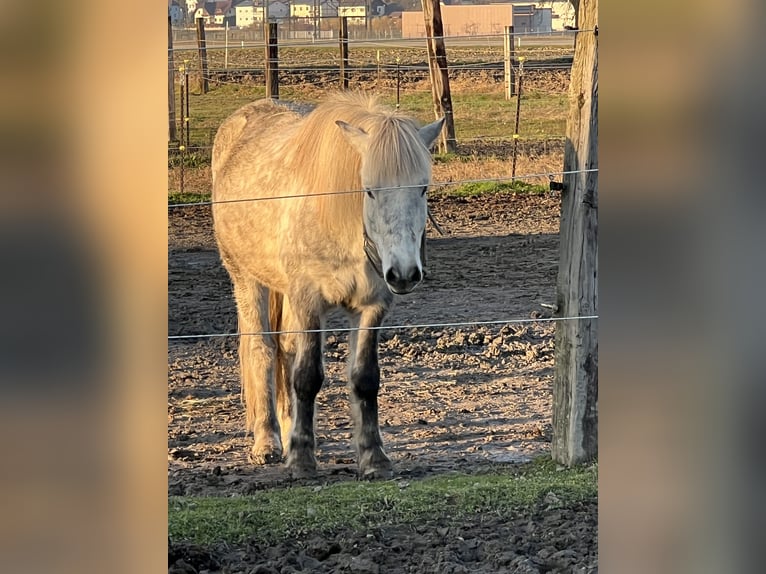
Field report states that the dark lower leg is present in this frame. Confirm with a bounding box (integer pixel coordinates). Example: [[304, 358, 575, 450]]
[[349, 315, 392, 478], [285, 329, 324, 476]]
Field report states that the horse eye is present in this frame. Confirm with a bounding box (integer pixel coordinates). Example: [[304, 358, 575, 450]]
[[365, 189, 375, 199], [421, 187, 428, 196]]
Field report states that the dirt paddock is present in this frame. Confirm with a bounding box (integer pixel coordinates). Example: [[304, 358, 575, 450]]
[[168, 191, 597, 573]]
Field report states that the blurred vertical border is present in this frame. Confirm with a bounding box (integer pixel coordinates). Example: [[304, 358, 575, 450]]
[[1, 0, 764, 572], [602, 1, 765, 573], [0, 0, 166, 572]]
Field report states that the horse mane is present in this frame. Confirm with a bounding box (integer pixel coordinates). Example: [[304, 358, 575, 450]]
[[283, 91, 433, 234]]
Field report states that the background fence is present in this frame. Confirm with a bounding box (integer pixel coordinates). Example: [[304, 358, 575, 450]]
[[168, 19, 576, 195]]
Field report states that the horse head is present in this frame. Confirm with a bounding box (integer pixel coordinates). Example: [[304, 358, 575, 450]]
[[336, 116, 444, 294]]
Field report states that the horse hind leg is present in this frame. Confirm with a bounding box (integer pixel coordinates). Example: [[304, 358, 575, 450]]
[[347, 306, 393, 480], [270, 290, 294, 454], [234, 279, 282, 464]]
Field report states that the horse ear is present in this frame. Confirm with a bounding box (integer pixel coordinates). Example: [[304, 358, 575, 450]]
[[336, 120, 369, 153], [418, 118, 445, 150]]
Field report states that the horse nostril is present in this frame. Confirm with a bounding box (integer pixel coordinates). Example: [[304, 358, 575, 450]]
[[385, 268, 399, 285], [409, 267, 422, 284]]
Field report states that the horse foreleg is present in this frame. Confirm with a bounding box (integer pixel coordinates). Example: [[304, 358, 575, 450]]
[[348, 307, 393, 479], [234, 280, 282, 464], [285, 316, 324, 478]]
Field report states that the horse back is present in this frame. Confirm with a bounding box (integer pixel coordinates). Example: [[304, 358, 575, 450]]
[[211, 99, 312, 195]]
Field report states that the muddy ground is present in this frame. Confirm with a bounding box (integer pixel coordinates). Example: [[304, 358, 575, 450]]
[[168, 191, 597, 572]]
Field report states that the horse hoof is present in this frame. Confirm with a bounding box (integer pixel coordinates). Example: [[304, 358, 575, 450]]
[[358, 448, 393, 480], [249, 447, 283, 465], [286, 452, 317, 479], [359, 453, 394, 479]]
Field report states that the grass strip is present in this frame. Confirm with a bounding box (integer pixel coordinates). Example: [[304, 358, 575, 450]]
[[443, 180, 549, 197], [168, 192, 211, 205], [169, 457, 596, 545]]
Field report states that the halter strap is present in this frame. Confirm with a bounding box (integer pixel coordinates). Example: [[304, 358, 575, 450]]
[[363, 227, 384, 279]]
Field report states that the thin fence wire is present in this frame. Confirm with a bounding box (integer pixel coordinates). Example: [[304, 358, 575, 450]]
[[169, 133, 568, 153], [168, 315, 598, 341], [167, 169, 598, 208]]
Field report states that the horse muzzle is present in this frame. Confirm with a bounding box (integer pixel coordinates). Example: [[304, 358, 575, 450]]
[[384, 265, 423, 295]]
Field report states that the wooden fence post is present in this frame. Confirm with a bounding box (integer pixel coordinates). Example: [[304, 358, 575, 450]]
[[503, 25, 516, 100], [552, 0, 598, 467], [339, 16, 349, 89], [195, 16, 209, 94], [168, 15, 177, 142], [422, 0, 456, 154], [265, 22, 279, 99]]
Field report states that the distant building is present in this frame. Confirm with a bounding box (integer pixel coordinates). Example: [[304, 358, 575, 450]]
[[193, 1, 235, 26], [234, 1, 256, 27], [235, 1, 290, 26], [339, 4, 367, 25], [503, 1, 574, 31], [537, 1, 576, 31], [401, 2, 567, 38], [291, 1, 340, 19], [402, 4, 514, 38], [169, 1, 185, 24], [512, 4, 552, 33], [186, 0, 200, 17]]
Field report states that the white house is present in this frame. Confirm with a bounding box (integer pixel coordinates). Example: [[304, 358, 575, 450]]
[[193, 1, 235, 25], [237, 1, 291, 25], [186, 0, 200, 16], [291, 1, 340, 19], [339, 4, 367, 25], [235, 2, 255, 27]]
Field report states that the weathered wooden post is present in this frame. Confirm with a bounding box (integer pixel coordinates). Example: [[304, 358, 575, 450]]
[[339, 16, 349, 89], [265, 22, 279, 99], [168, 15, 177, 142], [195, 16, 209, 94], [422, 0, 456, 153], [552, 0, 598, 467], [503, 25, 516, 100]]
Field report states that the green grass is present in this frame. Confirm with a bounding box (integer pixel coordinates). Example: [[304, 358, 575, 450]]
[[176, 83, 566, 147], [168, 150, 210, 169], [168, 191, 211, 205], [445, 179, 549, 197], [169, 457, 597, 546]]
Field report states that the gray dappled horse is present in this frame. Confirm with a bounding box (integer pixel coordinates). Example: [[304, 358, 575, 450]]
[[212, 92, 443, 478]]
